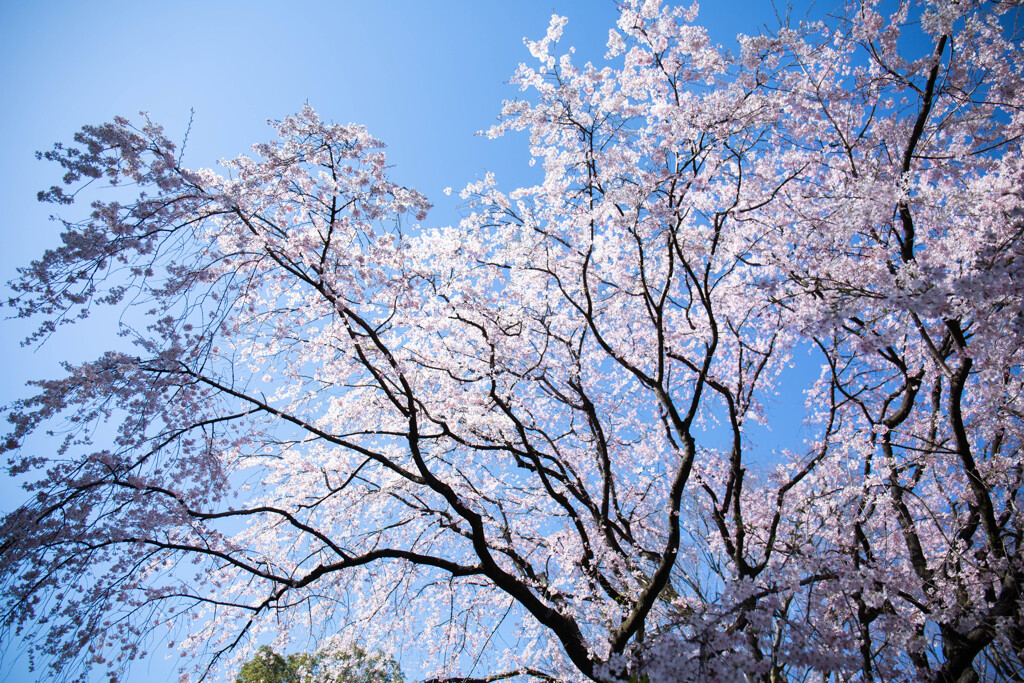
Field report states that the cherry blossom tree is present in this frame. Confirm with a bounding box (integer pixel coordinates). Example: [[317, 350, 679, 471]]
[[2, 1, 1023, 682]]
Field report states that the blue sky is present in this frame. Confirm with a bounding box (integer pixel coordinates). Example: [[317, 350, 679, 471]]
[[0, 2, 615, 390], [0, 2, 788, 681]]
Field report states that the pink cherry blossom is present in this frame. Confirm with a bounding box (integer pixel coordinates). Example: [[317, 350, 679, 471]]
[[3, 2, 1023, 682]]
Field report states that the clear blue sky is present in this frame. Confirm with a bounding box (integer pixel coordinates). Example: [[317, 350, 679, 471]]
[[0, 2, 787, 681]]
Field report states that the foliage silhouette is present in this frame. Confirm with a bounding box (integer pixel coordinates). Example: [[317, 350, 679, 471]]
[[234, 645, 403, 683]]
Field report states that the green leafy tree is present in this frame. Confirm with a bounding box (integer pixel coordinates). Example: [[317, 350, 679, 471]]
[[235, 645, 404, 683]]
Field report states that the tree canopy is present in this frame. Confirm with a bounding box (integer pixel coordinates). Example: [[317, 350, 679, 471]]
[[2, 0, 1023, 681], [235, 645, 404, 683]]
